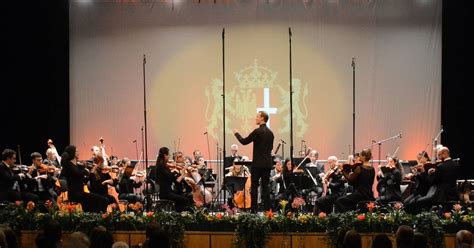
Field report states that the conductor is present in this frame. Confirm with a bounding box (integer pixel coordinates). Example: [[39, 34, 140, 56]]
[[233, 111, 274, 212]]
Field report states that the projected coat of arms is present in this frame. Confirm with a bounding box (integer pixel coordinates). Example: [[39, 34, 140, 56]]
[[205, 60, 308, 140]]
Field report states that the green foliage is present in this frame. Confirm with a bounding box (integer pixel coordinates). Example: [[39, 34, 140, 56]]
[[234, 213, 270, 248], [1, 201, 473, 248]]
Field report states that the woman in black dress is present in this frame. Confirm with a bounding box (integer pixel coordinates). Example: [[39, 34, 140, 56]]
[[335, 148, 375, 212], [155, 147, 191, 212], [376, 156, 402, 204], [60, 145, 109, 212]]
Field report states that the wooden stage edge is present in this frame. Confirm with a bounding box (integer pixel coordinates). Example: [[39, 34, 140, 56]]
[[20, 231, 457, 248]]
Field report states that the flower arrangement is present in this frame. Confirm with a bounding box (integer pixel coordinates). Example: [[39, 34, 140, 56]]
[[1, 201, 473, 248]]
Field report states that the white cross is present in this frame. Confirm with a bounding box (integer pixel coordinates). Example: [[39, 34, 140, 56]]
[[257, 88, 277, 128]]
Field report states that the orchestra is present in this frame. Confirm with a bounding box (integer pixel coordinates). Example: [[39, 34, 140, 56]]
[[0, 135, 468, 215]]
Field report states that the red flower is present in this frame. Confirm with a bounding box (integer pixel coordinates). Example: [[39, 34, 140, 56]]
[[146, 211, 154, 217], [45, 200, 53, 209], [102, 213, 109, 219], [367, 202, 376, 213], [444, 212, 452, 219], [319, 212, 327, 219], [265, 209, 274, 219], [216, 213, 223, 220], [15, 201, 22, 207], [357, 214, 366, 221], [26, 201, 35, 212]]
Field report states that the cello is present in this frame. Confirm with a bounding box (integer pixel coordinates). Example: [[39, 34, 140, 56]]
[[233, 167, 251, 209]]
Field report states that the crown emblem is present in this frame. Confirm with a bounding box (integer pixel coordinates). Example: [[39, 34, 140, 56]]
[[234, 59, 277, 89]]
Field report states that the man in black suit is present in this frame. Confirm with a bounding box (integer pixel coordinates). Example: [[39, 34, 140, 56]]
[[234, 111, 274, 212], [405, 146, 460, 213], [0, 149, 38, 203]]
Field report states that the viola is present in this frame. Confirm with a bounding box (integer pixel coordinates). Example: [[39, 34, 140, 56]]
[[342, 162, 362, 171]]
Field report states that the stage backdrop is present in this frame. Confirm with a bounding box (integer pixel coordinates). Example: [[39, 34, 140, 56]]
[[70, 0, 442, 165]]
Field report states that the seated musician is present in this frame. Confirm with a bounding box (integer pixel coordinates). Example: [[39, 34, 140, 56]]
[[402, 151, 432, 207], [405, 146, 460, 213], [172, 152, 192, 198], [0, 149, 39, 204], [305, 150, 324, 197], [118, 158, 144, 203], [192, 149, 201, 164], [44, 148, 61, 169], [335, 149, 375, 212], [230, 144, 242, 159], [314, 156, 345, 214], [272, 158, 297, 208], [89, 146, 101, 162], [89, 154, 119, 206], [225, 158, 251, 208], [270, 156, 283, 198], [60, 145, 109, 213], [195, 156, 207, 170], [25, 152, 57, 204], [155, 147, 192, 212], [376, 156, 402, 205]]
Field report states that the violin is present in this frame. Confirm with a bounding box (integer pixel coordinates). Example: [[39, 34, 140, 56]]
[[322, 167, 340, 184], [37, 163, 56, 175]]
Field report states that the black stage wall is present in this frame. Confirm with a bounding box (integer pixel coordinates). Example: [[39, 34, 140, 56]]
[[3, 0, 471, 178]]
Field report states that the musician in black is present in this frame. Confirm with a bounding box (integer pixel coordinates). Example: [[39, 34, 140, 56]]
[[376, 156, 402, 205], [272, 158, 297, 208], [155, 147, 192, 212], [118, 158, 144, 203], [0, 149, 39, 203], [405, 146, 460, 213], [403, 151, 432, 210], [305, 150, 325, 197], [234, 111, 274, 212], [270, 156, 283, 199], [314, 156, 345, 214], [335, 149, 375, 212], [44, 148, 61, 169], [172, 152, 192, 198], [230, 144, 242, 159], [25, 152, 56, 204], [89, 155, 119, 206], [61, 145, 108, 213]]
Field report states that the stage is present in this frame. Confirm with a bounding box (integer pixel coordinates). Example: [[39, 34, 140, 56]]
[[19, 230, 459, 248]]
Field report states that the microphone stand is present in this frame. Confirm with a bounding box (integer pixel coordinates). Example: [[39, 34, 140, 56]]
[[371, 133, 402, 167], [289, 27, 294, 165], [352, 57, 356, 155], [142, 55, 150, 211], [432, 126, 443, 162], [222, 28, 227, 171], [133, 140, 138, 162], [205, 132, 211, 162]]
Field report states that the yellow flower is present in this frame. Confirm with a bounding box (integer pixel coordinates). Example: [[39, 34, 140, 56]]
[[280, 200, 288, 209], [461, 215, 470, 223], [298, 215, 309, 223]]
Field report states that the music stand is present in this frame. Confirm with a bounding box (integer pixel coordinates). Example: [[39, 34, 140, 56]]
[[299, 163, 320, 189], [289, 173, 313, 192], [234, 161, 252, 166]]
